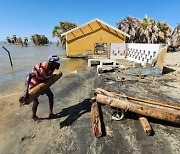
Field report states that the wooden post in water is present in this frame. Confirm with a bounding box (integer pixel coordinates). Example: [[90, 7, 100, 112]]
[[2, 46, 13, 67]]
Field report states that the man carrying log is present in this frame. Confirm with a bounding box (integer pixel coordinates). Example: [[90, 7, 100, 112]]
[[19, 55, 61, 121]]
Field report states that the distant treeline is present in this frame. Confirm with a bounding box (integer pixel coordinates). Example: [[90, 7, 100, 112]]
[[6, 34, 49, 46], [6, 35, 28, 46]]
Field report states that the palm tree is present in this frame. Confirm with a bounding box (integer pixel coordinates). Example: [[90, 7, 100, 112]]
[[117, 16, 139, 43], [171, 23, 180, 51], [52, 26, 61, 38], [52, 21, 77, 48], [116, 16, 172, 45]]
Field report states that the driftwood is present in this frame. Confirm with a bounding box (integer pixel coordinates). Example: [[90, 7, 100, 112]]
[[19, 70, 63, 105], [94, 88, 180, 110], [91, 99, 102, 137], [138, 115, 152, 136], [94, 88, 180, 124]]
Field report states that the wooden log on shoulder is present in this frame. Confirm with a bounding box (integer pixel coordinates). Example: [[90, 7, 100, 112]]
[[95, 94, 180, 124], [91, 99, 102, 137], [19, 70, 63, 105], [138, 115, 152, 136]]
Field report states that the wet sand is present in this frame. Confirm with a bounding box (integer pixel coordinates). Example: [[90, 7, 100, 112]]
[[0, 52, 180, 154]]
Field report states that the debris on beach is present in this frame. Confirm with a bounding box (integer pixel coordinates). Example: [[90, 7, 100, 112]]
[[88, 43, 167, 76], [94, 88, 180, 123], [88, 43, 180, 137], [91, 88, 180, 137], [138, 115, 152, 136], [91, 97, 102, 137]]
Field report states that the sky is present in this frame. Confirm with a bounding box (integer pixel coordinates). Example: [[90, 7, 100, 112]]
[[0, 0, 179, 42]]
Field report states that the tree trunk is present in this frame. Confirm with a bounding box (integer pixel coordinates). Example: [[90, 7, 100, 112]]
[[94, 88, 180, 110], [95, 94, 180, 124], [138, 115, 152, 136], [91, 99, 102, 137]]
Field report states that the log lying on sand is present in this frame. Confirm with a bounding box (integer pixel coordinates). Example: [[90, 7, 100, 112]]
[[94, 88, 180, 110], [91, 99, 102, 137], [138, 115, 152, 136], [94, 88, 180, 124], [19, 70, 63, 105]]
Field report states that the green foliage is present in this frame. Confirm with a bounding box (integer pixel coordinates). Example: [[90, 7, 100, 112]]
[[117, 16, 172, 44], [140, 18, 154, 28], [157, 22, 169, 31], [31, 34, 49, 45], [52, 21, 77, 49], [52, 26, 61, 37], [52, 21, 77, 38]]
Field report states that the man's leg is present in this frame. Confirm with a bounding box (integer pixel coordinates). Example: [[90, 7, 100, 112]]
[[32, 98, 39, 120], [45, 88, 54, 118]]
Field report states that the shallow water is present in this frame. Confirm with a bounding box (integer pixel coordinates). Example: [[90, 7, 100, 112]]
[[0, 42, 87, 96]]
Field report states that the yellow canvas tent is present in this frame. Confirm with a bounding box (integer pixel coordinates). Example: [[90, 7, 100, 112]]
[[61, 18, 130, 57]]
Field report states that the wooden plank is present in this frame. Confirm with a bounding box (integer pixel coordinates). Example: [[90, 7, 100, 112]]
[[91, 99, 102, 137]]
